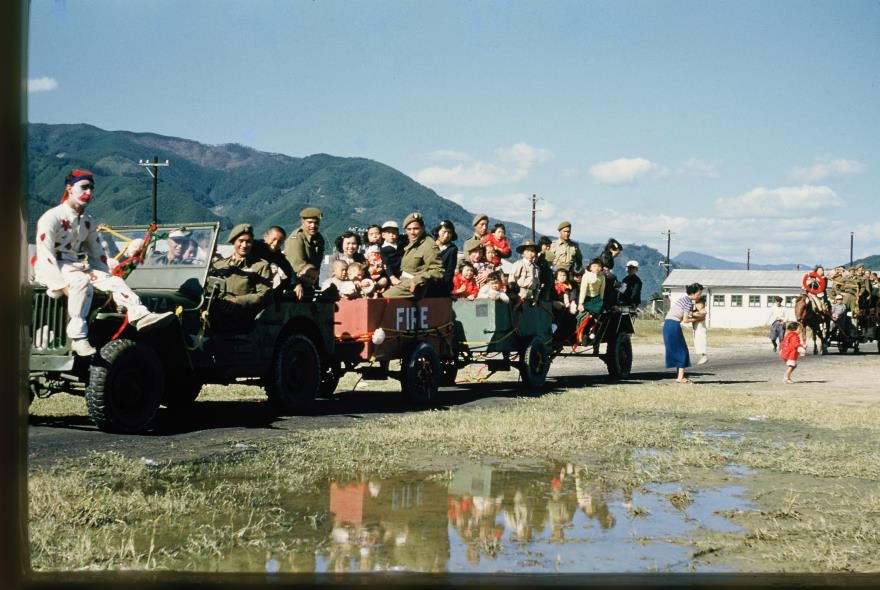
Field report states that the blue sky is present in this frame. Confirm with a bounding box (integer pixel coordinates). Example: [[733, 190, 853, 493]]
[[26, 0, 880, 265]]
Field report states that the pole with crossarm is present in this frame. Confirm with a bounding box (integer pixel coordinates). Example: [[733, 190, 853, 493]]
[[138, 156, 170, 225]]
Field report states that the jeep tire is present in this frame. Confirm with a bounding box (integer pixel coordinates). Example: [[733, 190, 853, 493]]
[[86, 339, 164, 433], [266, 334, 320, 414]]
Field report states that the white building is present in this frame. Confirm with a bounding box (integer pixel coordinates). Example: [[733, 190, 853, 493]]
[[662, 269, 808, 329]]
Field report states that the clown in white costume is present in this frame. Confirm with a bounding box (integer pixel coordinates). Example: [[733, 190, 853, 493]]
[[33, 169, 174, 356]]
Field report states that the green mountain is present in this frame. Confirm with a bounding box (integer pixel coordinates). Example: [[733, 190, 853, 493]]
[[26, 123, 670, 300]]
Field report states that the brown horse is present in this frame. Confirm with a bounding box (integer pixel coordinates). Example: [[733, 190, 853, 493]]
[[795, 294, 829, 355]]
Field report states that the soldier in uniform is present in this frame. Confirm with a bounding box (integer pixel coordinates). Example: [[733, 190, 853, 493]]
[[251, 225, 300, 298], [284, 207, 325, 289], [209, 223, 272, 330], [462, 213, 489, 254], [546, 220, 583, 272], [383, 212, 443, 299], [149, 228, 195, 265]]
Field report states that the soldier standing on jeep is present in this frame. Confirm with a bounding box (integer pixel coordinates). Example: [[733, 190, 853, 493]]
[[32, 169, 175, 356], [284, 207, 325, 289]]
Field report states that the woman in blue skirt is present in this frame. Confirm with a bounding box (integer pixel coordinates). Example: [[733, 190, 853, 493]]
[[663, 283, 704, 384]]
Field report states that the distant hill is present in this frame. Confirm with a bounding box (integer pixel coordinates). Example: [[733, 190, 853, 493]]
[[673, 250, 808, 271], [26, 123, 674, 299]]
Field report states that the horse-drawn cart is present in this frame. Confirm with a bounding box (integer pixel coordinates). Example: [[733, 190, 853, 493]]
[[549, 306, 636, 378]]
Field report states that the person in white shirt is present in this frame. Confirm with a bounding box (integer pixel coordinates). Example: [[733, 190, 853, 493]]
[[32, 169, 175, 356], [767, 296, 789, 352]]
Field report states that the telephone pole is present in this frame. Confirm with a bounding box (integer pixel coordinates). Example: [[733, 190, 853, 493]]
[[747, 248, 751, 270], [530, 194, 539, 241], [850, 232, 854, 267], [138, 156, 170, 225], [662, 229, 672, 277]]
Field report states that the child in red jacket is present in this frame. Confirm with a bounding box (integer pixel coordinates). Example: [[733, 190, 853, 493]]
[[481, 223, 511, 266], [453, 262, 480, 300], [779, 321, 806, 383]]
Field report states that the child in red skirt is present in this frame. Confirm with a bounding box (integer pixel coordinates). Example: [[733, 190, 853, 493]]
[[779, 321, 806, 383]]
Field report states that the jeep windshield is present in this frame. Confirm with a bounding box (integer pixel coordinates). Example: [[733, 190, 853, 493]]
[[99, 222, 220, 294]]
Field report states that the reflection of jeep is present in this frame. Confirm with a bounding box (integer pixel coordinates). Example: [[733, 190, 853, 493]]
[[28, 222, 335, 433]]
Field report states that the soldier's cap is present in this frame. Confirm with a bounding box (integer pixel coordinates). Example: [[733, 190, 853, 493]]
[[516, 239, 538, 253], [168, 228, 191, 240], [472, 213, 489, 227], [557, 220, 572, 231], [467, 242, 484, 252], [402, 212, 424, 228], [227, 223, 254, 243], [299, 206, 322, 220], [381, 220, 399, 232]]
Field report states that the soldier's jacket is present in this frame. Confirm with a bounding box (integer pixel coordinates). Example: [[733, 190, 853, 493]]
[[211, 254, 272, 309], [547, 238, 583, 271], [383, 234, 443, 298], [284, 228, 325, 275]]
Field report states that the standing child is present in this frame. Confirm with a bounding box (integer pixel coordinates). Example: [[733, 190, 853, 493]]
[[509, 240, 541, 303], [690, 295, 708, 364], [780, 321, 806, 383], [553, 268, 574, 313]]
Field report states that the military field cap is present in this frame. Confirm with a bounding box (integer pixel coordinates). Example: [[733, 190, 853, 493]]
[[472, 213, 489, 227], [299, 206, 322, 220], [168, 228, 191, 240], [403, 212, 424, 228], [516, 239, 538, 253], [228, 223, 254, 243], [467, 242, 484, 252], [557, 220, 572, 231]]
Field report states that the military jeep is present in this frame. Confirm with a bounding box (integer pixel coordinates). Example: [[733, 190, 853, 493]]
[[28, 222, 335, 433]]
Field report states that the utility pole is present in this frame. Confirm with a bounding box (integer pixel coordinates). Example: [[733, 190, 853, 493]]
[[850, 232, 854, 267], [530, 194, 539, 241], [747, 248, 751, 270], [663, 229, 672, 277], [138, 156, 170, 225]]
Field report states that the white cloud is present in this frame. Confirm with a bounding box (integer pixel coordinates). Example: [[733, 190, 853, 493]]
[[714, 185, 843, 218], [28, 77, 59, 93], [678, 158, 720, 179], [789, 157, 865, 182], [589, 157, 656, 186], [413, 142, 553, 188], [421, 149, 471, 162]]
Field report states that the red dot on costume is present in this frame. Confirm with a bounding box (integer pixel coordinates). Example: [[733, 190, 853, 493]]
[[39, 233, 46, 241], [30, 255, 36, 265]]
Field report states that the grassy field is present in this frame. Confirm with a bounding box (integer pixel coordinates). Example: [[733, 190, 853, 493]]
[[26, 324, 880, 574]]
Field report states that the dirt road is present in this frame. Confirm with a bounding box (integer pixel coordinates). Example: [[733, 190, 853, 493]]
[[27, 336, 879, 470]]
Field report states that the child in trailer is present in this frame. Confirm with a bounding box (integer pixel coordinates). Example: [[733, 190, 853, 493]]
[[477, 271, 510, 303], [509, 240, 541, 304], [465, 244, 493, 288], [321, 259, 359, 300], [363, 224, 388, 293], [452, 262, 480, 300], [553, 267, 575, 313], [347, 262, 376, 298], [779, 321, 806, 383], [481, 223, 511, 266], [574, 258, 606, 344]]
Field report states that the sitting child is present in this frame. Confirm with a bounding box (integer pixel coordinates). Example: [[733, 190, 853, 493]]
[[481, 223, 511, 266], [348, 262, 376, 298], [575, 258, 606, 343], [452, 262, 480, 300], [477, 271, 510, 302], [363, 242, 388, 293], [321, 259, 359, 300], [553, 268, 574, 313], [465, 244, 493, 288]]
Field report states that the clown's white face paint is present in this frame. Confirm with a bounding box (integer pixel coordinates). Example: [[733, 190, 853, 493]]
[[67, 179, 94, 209]]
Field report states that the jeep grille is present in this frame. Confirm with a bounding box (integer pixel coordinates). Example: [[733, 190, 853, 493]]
[[31, 290, 68, 351]]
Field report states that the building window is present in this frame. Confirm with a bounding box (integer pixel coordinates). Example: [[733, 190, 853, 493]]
[[731, 295, 743, 307], [785, 296, 797, 308], [713, 294, 725, 307], [749, 295, 761, 307], [766, 296, 777, 307]]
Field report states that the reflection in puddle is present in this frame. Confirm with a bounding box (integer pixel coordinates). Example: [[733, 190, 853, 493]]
[[257, 463, 754, 573]]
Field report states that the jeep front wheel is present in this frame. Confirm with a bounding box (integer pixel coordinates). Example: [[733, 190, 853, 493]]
[[267, 334, 320, 414], [86, 339, 164, 433]]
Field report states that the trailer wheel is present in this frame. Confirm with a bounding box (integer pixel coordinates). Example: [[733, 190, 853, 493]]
[[401, 342, 441, 407], [87, 339, 164, 433], [519, 336, 550, 388], [266, 334, 320, 414], [606, 332, 633, 379], [439, 357, 458, 387]]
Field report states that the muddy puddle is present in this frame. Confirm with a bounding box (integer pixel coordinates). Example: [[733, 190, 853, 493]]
[[189, 462, 754, 573]]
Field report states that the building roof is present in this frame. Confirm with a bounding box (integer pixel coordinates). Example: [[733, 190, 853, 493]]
[[662, 269, 808, 289]]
